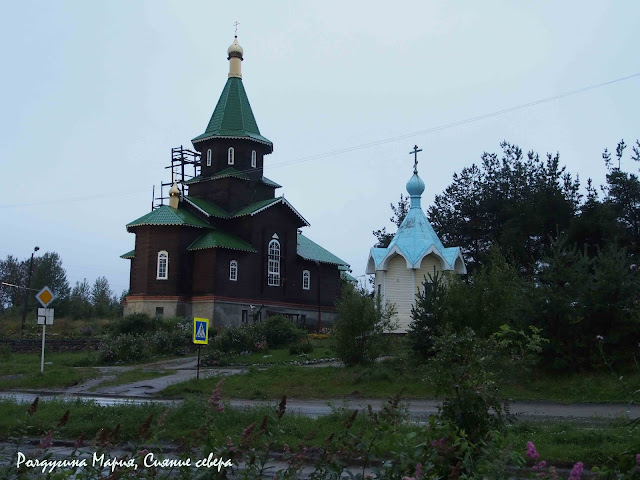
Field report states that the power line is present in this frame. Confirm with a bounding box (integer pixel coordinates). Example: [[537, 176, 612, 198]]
[[1, 71, 638, 209]]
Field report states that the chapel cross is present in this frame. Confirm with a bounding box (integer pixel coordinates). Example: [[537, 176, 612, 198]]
[[410, 145, 422, 174], [234, 21, 240, 36]]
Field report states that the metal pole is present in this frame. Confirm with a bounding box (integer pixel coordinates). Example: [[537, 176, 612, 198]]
[[20, 247, 38, 337], [196, 345, 201, 380], [40, 324, 46, 374]]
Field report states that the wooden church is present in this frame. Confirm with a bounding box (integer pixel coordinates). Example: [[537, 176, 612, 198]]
[[366, 152, 466, 332], [121, 36, 350, 328]]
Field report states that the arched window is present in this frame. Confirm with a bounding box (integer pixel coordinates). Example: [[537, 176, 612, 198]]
[[251, 150, 256, 168], [302, 270, 310, 290], [156, 251, 168, 280], [268, 239, 280, 286], [206, 149, 212, 167], [229, 260, 238, 281], [228, 147, 234, 165]]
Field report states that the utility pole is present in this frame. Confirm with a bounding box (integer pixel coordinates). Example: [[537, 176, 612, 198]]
[[20, 246, 39, 337]]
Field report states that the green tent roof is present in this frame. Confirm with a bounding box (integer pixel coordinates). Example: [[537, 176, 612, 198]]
[[126, 205, 211, 230], [297, 232, 349, 266], [185, 196, 230, 218], [192, 77, 272, 150], [120, 249, 135, 259], [183, 173, 281, 188], [187, 230, 257, 253]]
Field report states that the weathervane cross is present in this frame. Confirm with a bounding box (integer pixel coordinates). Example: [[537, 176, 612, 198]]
[[410, 145, 422, 174], [234, 21, 240, 36]]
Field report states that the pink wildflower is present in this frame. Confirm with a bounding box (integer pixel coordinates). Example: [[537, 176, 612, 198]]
[[39, 430, 52, 450], [414, 462, 422, 479], [207, 379, 225, 412], [526, 441, 539, 460], [636, 453, 640, 471], [569, 462, 583, 480], [532, 460, 547, 471]]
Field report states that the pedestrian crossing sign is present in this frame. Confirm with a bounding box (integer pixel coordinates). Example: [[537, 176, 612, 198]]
[[193, 317, 209, 345]]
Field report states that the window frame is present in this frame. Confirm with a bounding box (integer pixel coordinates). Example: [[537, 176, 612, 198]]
[[156, 250, 168, 280], [251, 150, 256, 168], [302, 270, 310, 290], [228, 147, 235, 165], [267, 239, 280, 286], [206, 149, 212, 167], [229, 260, 238, 281]]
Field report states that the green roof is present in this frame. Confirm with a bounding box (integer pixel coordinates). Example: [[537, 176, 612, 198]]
[[297, 232, 349, 266], [126, 205, 211, 230], [233, 197, 310, 226], [192, 77, 273, 150], [183, 174, 281, 188], [185, 196, 230, 218], [187, 230, 257, 253], [120, 249, 135, 259], [233, 197, 281, 217]]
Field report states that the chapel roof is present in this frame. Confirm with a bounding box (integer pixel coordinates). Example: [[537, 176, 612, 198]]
[[187, 230, 257, 253], [366, 159, 466, 274]]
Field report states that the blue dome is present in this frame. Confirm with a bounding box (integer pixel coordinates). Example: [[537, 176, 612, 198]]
[[406, 173, 425, 197]]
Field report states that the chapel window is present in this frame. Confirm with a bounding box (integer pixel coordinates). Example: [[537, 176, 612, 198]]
[[302, 270, 310, 290], [228, 147, 234, 165], [157, 251, 168, 280], [268, 239, 280, 286], [251, 150, 256, 168], [206, 149, 212, 167], [229, 260, 238, 281]]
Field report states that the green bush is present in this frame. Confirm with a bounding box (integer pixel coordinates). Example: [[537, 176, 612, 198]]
[[331, 282, 397, 366], [213, 324, 265, 354], [201, 348, 230, 367], [99, 334, 150, 363], [110, 313, 152, 336], [262, 315, 305, 348], [289, 338, 314, 355]]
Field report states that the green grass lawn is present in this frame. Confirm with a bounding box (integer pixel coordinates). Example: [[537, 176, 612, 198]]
[[162, 361, 640, 404], [89, 368, 173, 391], [0, 397, 637, 468], [0, 352, 101, 390], [224, 342, 335, 365]]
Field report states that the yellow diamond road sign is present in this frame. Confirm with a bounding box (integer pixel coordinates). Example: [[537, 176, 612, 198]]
[[36, 286, 55, 308]]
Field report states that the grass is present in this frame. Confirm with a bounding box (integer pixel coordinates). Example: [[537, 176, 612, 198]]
[[163, 362, 432, 399], [161, 360, 640, 404], [0, 351, 101, 390], [0, 397, 637, 468], [225, 341, 335, 365], [89, 368, 173, 391]]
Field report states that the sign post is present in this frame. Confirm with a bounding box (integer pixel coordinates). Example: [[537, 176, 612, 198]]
[[35, 287, 55, 374], [192, 317, 209, 380]]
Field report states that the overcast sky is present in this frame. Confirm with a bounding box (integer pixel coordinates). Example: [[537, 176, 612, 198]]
[[1, 1, 638, 295]]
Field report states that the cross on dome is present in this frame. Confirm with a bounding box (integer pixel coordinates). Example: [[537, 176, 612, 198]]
[[410, 145, 422, 174]]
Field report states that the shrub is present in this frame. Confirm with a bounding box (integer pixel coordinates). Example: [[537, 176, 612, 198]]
[[201, 348, 229, 367], [331, 281, 397, 366], [289, 338, 314, 355], [110, 313, 152, 336], [262, 315, 305, 348], [99, 334, 150, 363], [213, 324, 265, 354]]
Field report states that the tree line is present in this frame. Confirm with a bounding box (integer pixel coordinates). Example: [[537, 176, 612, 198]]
[[375, 139, 640, 371], [0, 252, 125, 319]]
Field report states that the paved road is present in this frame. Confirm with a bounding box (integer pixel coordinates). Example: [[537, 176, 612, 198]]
[[1, 391, 637, 422]]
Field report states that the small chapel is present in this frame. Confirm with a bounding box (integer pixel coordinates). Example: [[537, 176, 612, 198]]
[[121, 36, 350, 328], [366, 148, 467, 333]]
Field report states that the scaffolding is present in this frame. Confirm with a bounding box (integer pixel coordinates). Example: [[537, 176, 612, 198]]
[[152, 146, 201, 209]]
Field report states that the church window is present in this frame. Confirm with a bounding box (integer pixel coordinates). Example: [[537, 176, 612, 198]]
[[302, 270, 310, 290], [229, 260, 238, 281], [206, 149, 212, 167], [268, 239, 280, 286], [251, 150, 256, 168], [157, 251, 168, 280], [228, 147, 234, 165]]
